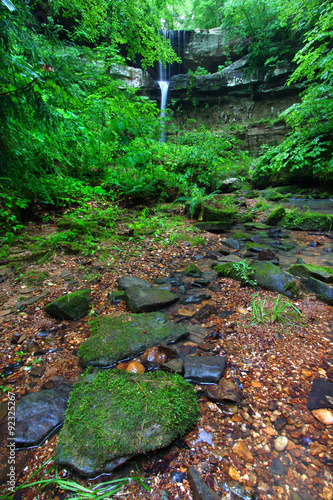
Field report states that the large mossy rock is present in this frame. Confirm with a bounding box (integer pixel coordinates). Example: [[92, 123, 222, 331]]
[[203, 205, 237, 222], [44, 289, 91, 320], [124, 285, 179, 313], [195, 221, 233, 232], [54, 370, 198, 476], [78, 312, 189, 367], [281, 211, 333, 231], [251, 261, 295, 296], [288, 263, 333, 283]]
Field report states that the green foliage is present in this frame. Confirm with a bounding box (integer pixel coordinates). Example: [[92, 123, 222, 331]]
[[232, 259, 257, 287], [0, 456, 148, 499], [253, 2, 333, 186], [249, 293, 307, 331]]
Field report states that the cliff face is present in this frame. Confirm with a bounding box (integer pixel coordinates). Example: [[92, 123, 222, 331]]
[[111, 29, 302, 153]]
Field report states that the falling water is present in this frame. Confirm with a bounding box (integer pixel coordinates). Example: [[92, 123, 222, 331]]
[[157, 30, 187, 142]]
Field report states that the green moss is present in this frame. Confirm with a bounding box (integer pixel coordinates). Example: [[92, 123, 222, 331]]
[[56, 370, 198, 463], [282, 210, 333, 231], [266, 206, 286, 225], [183, 264, 203, 277], [78, 312, 188, 367], [264, 188, 286, 201], [284, 280, 302, 298], [203, 205, 237, 222], [237, 213, 255, 223], [25, 269, 49, 286], [44, 288, 91, 320], [213, 262, 233, 277], [232, 232, 252, 241], [245, 242, 269, 251]]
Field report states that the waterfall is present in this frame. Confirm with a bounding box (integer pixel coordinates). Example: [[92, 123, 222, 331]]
[[157, 30, 187, 142]]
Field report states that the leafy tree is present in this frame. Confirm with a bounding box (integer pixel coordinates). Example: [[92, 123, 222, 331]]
[[253, 2, 333, 185]]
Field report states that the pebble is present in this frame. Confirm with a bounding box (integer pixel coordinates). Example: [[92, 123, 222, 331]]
[[274, 436, 288, 451], [312, 408, 333, 426], [232, 440, 254, 463], [269, 457, 286, 475], [125, 361, 145, 374]]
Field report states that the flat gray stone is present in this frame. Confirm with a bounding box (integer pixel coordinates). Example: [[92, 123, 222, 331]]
[[117, 276, 151, 290], [124, 285, 179, 313], [15, 385, 72, 447], [184, 356, 227, 384]]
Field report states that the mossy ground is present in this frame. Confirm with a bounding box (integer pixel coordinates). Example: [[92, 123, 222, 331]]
[[56, 370, 198, 464]]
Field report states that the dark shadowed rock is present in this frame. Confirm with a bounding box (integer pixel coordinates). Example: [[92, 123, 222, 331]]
[[124, 285, 179, 313], [44, 289, 90, 320], [15, 384, 72, 447], [187, 466, 220, 500], [55, 370, 198, 476], [304, 277, 333, 305], [251, 261, 294, 296], [184, 356, 227, 384], [269, 457, 286, 475], [307, 378, 333, 410]]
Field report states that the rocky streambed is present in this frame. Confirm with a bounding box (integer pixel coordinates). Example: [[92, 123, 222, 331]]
[[0, 197, 333, 500]]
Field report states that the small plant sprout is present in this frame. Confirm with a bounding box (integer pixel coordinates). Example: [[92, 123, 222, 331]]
[[249, 293, 307, 332]]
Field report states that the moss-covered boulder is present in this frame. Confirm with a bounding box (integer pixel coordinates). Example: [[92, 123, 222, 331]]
[[183, 264, 203, 277], [203, 205, 237, 222], [266, 207, 286, 225], [195, 221, 233, 232], [304, 277, 333, 305], [124, 285, 179, 313], [281, 210, 333, 231], [54, 370, 198, 476], [78, 312, 189, 367], [288, 263, 333, 283], [44, 289, 91, 320], [251, 261, 295, 296]]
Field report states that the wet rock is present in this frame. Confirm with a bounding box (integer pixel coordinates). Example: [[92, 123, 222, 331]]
[[29, 363, 45, 378], [311, 408, 333, 426], [274, 436, 288, 451], [44, 289, 91, 320], [195, 221, 233, 233], [15, 384, 72, 447], [257, 248, 279, 262], [184, 293, 212, 304], [274, 417, 287, 431], [221, 238, 240, 251], [251, 261, 295, 296], [232, 440, 254, 462], [183, 264, 203, 277], [303, 277, 333, 305], [78, 312, 189, 367], [117, 276, 151, 290], [184, 355, 227, 384], [307, 378, 333, 410], [108, 290, 125, 303], [171, 471, 187, 483], [195, 304, 217, 322], [55, 370, 198, 476], [124, 285, 179, 313], [125, 361, 145, 373], [187, 466, 220, 500], [218, 378, 242, 403], [288, 263, 333, 283], [162, 358, 184, 374], [141, 346, 167, 365], [269, 457, 286, 475], [206, 385, 220, 402]]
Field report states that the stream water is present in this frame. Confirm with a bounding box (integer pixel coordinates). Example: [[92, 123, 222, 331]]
[[278, 198, 333, 214]]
